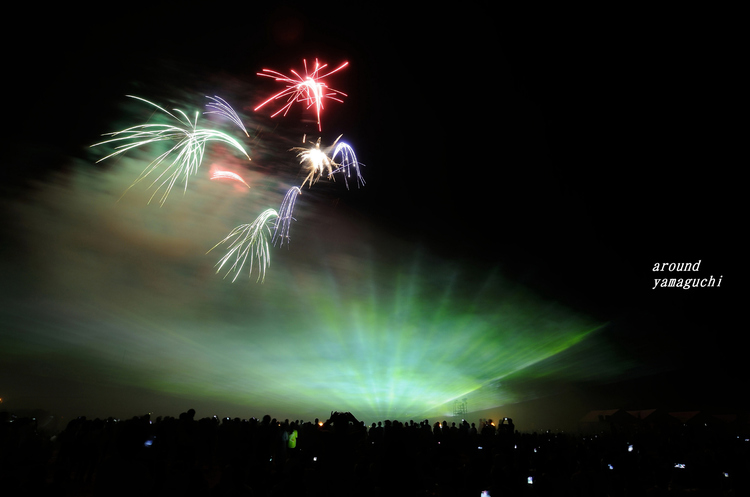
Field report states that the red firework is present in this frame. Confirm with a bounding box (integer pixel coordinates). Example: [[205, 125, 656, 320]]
[[254, 58, 348, 131]]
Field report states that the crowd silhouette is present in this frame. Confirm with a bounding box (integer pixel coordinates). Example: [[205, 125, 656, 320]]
[[1, 408, 748, 496]]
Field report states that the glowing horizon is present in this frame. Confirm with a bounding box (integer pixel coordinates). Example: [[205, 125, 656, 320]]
[[0, 252, 604, 422]]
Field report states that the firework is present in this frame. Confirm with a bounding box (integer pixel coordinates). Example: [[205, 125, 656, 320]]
[[204, 95, 249, 137], [331, 141, 365, 189], [292, 135, 364, 189], [211, 208, 279, 283], [292, 135, 334, 188], [272, 187, 302, 247], [254, 59, 348, 131], [92, 96, 250, 205], [210, 169, 251, 189]]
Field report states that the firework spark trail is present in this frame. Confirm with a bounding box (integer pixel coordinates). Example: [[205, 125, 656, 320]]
[[204, 95, 249, 137], [92, 96, 250, 205], [254, 59, 349, 132], [272, 187, 302, 248], [210, 170, 251, 188], [331, 141, 365, 189], [210, 208, 279, 283]]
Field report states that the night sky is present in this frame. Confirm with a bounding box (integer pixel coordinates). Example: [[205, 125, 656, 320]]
[[1, 5, 742, 430]]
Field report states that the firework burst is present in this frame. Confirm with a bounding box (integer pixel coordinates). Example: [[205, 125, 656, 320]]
[[272, 187, 302, 247], [92, 96, 250, 205], [204, 95, 249, 137], [292, 135, 363, 189], [211, 208, 278, 283], [210, 169, 251, 189], [254, 58, 348, 131], [331, 141, 365, 189], [292, 135, 336, 188]]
